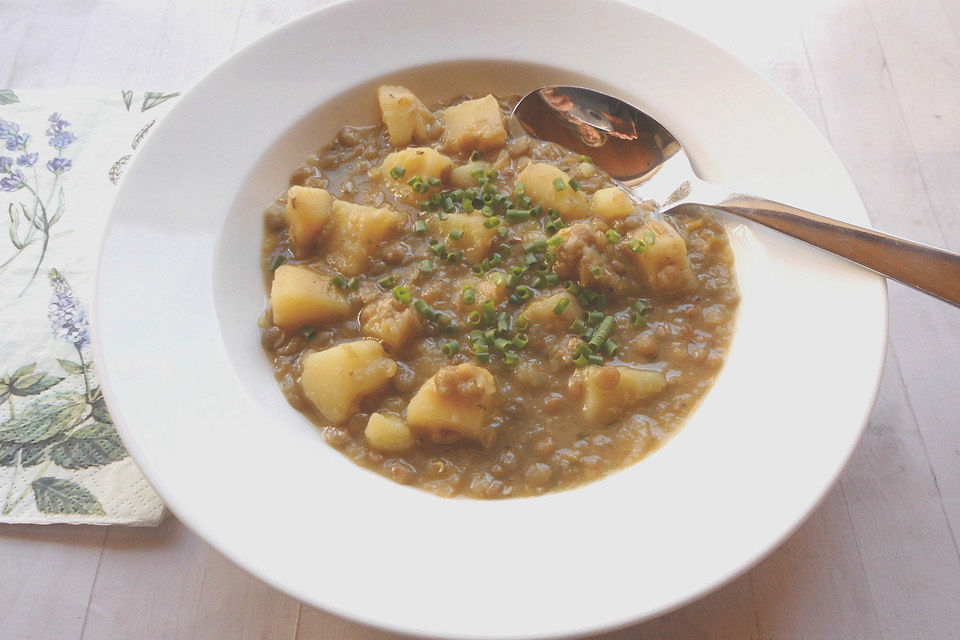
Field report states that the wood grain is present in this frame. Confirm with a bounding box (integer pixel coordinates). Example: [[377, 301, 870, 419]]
[[2, 0, 958, 637]]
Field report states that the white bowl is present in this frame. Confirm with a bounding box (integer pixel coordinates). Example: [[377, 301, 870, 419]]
[[93, 1, 887, 638]]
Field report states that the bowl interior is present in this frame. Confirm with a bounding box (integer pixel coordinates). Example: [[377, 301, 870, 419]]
[[94, 3, 886, 638]]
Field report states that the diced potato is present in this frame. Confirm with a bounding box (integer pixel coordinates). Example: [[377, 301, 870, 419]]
[[429, 213, 498, 263], [323, 200, 403, 277], [376, 85, 435, 147], [301, 340, 397, 424], [284, 186, 333, 256], [406, 363, 496, 441], [377, 147, 453, 203], [625, 219, 697, 294], [360, 296, 422, 352], [517, 162, 590, 220], [591, 187, 635, 221], [442, 95, 507, 153], [269, 264, 352, 330], [449, 161, 490, 188], [577, 365, 666, 425], [477, 274, 507, 304], [522, 292, 583, 331], [365, 413, 415, 451]]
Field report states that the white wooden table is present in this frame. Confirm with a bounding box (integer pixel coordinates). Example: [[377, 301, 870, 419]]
[[3, 1, 959, 638]]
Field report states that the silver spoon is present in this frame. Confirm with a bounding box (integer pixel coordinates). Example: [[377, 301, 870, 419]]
[[512, 85, 960, 306]]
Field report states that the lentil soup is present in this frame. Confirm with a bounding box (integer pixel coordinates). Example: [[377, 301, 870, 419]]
[[259, 86, 739, 498]]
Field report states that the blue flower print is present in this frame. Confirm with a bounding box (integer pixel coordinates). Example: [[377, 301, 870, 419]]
[[46, 157, 72, 174], [16, 153, 38, 167]]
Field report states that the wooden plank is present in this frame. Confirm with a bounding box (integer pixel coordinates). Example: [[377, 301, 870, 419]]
[[66, 1, 171, 87], [5, 0, 95, 88], [0, 525, 105, 640], [79, 516, 298, 640], [0, 1, 38, 86], [859, 0, 960, 535], [795, 1, 960, 637]]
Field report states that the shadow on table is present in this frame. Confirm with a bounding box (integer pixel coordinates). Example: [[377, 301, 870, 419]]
[[0, 512, 180, 549]]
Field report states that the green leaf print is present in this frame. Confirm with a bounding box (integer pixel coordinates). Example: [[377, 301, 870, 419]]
[[57, 359, 85, 375], [31, 477, 104, 515], [50, 422, 127, 469], [0, 90, 19, 105], [0, 438, 58, 467], [0, 395, 85, 444]]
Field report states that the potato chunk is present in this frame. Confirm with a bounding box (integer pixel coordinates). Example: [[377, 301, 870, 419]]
[[284, 186, 333, 256], [625, 219, 697, 294], [591, 187, 635, 221], [269, 264, 352, 330], [406, 363, 496, 441], [365, 413, 414, 452], [517, 162, 590, 220], [301, 340, 397, 424], [522, 292, 583, 331], [323, 200, 403, 277], [376, 85, 435, 147], [430, 213, 498, 263], [360, 296, 422, 352], [377, 147, 453, 203], [442, 95, 507, 153], [577, 365, 666, 425], [449, 161, 490, 188]]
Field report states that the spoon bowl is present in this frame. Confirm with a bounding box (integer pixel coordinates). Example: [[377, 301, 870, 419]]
[[513, 85, 960, 306]]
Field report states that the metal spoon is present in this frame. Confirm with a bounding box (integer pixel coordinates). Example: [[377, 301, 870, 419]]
[[512, 85, 960, 306]]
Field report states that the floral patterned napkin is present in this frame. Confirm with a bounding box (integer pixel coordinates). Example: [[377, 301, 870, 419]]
[[0, 88, 179, 525]]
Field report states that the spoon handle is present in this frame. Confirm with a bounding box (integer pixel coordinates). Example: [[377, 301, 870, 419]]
[[706, 193, 960, 306]]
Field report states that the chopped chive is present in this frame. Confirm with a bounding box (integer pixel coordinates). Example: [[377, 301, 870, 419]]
[[627, 239, 646, 253], [486, 168, 499, 179], [462, 199, 474, 213], [544, 273, 560, 285], [442, 196, 455, 212], [413, 181, 430, 193], [331, 274, 348, 288], [414, 220, 428, 235], [493, 337, 511, 352], [428, 176, 443, 187], [553, 297, 570, 315], [449, 228, 464, 241], [504, 351, 519, 365], [590, 265, 603, 279], [413, 299, 430, 315], [407, 175, 421, 186], [483, 216, 501, 229], [468, 310, 482, 325], [377, 275, 395, 289], [643, 230, 657, 245], [514, 182, 526, 196], [579, 154, 592, 163], [268, 254, 287, 271], [514, 285, 534, 300], [482, 300, 496, 325], [587, 354, 604, 366], [389, 166, 405, 179], [346, 277, 360, 290], [490, 271, 506, 285], [442, 340, 460, 356], [605, 229, 622, 244], [546, 233, 563, 249], [299, 326, 318, 341], [430, 242, 447, 258], [516, 315, 530, 331], [572, 353, 589, 367], [446, 250, 462, 264], [462, 286, 476, 305], [531, 276, 546, 289], [419, 259, 435, 274], [586, 311, 604, 325], [496, 311, 511, 334], [511, 333, 529, 349], [568, 178, 581, 191], [552, 177, 566, 191], [391, 286, 412, 304], [506, 209, 531, 222], [498, 226, 509, 237], [601, 339, 619, 356], [470, 150, 482, 161], [589, 316, 616, 350], [474, 352, 490, 364], [570, 318, 586, 334], [470, 167, 485, 179]]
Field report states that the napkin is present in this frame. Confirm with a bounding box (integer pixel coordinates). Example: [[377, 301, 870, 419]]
[[0, 88, 180, 525]]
